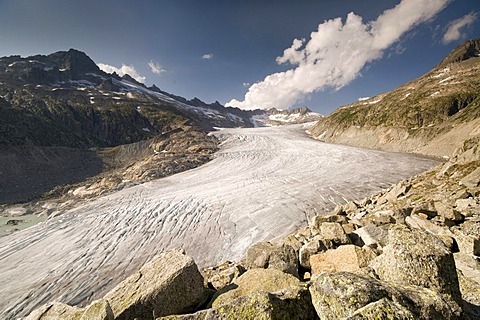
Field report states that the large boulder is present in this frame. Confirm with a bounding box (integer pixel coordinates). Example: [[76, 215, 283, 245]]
[[309, 244, 376, 274], [371, 225, 462, 314], [104, 248, 205, 320], [160, 291, 318, 320], [209, 268, 317, 319], [318, 222, 351, 248], [309, 271, 462, 320], [243, 241, 298, 277], [350, 224, 389, 248]]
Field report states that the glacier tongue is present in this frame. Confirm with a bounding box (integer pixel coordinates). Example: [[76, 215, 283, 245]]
[[0, 124, 439, 318]]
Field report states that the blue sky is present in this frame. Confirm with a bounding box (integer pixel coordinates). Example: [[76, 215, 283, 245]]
[[0, 0, 479, 114]]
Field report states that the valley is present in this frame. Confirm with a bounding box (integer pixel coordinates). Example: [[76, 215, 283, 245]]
[[0, 124, 438, 318]]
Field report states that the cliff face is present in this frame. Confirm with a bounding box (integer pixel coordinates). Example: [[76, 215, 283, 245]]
[[310, 39, 480, 157]]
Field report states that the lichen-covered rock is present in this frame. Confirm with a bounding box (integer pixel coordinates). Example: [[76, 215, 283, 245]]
[[104, 248, 205, 320], [80, 299, 114, 320], [159, 291, 318, 320], [243, 241, 298, 277], [211, 268, 309, 309], [346, 298, 415, 319], [309, 244, 375, 274], [309, 271, 462, 320], [371, 225, 463, 313], [298, 235, 327, 269], [25, 302, 83, 320]]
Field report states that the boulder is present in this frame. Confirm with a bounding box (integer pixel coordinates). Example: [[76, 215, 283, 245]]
[[104, 248, 205, 320], [452, 223, 480, 256], [203, 261, 245, 290], [371, 225, 462, 311], [347, 298, 415, 319], [460, 167, 480, 191], [160, 291, 317, 320], [25, 302, 83, 320], [318, 222, 351, 248], [243, 241, 298, 277], [350, 224, 389, 248], [309, 214, 347, 232], [26, 300, 114, 320], [309, 271, 462, 320], [309, 245, 375, 274], [298, 235, 327, 269], [364, 210, 396, 226], [80, 300, 114, 320], [209, 268, 317, 318]]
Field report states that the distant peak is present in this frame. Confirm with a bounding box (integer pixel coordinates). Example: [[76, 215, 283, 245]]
[[46, 49, 100, 77], [436, 38, 480, 69]]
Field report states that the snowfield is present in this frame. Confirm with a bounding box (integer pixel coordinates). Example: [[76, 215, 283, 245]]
[[0, 125, 439, 318]]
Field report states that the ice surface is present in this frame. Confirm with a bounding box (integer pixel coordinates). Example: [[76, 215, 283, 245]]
[[0, 125, 439, 318]]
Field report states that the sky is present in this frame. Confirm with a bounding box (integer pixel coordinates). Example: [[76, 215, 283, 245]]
[[0, 0, 479, 114]]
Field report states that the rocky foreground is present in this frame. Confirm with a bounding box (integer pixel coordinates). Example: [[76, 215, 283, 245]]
[[26, 136, 479, 319]]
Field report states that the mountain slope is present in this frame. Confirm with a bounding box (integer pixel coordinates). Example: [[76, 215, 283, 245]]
[[310, 38, 480, 157], [0, 49, 256, 204]]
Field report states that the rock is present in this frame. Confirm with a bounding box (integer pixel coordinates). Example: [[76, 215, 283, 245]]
[[319, 222, 351, 248], [204, 262, 245, 290], [371, 225, 463, 311], [309, 214, 348, 232], [298, 235, 327, 269], [350, 224, 389, 248], [80, 299, 114, 320], [460, 167, 480, 190], [452, 225, 480, 256], [344, 201, 359, 214], [347, 298, 415, 319], [309, 271, 462, 320], [5, 219, 23, 226], [25, 302, 83, 320], [310, 245, 375, 274], [435, 201, 464, 224], [243, 241, 298, 277], [160, 291, 317, 320], [385, 182, 411, 203], [412, 201, 438, 219], [363, 210, 396, 226], [104, 248, 205, 320], [405, 214, 453, 238], [210, 268, 316, 318], [455, 198, 477, 211]]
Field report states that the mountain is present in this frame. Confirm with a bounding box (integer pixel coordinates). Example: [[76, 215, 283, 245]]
[[310, 38, 480, 158], [0, 49, 264, 204], [251, 107, 323, 127]]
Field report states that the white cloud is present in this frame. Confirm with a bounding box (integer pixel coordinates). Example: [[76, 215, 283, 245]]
[[227, 0, 449, 110], [98, 63, 146, 83], [243, 82, 251, 88], [202, 53, 214, 60], [442, 12, 478, 44], [148, 60, 166, 75]]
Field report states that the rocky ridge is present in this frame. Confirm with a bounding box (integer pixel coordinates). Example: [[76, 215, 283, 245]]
[[310, 38, 480, 158], [26, 136, 479, 319]]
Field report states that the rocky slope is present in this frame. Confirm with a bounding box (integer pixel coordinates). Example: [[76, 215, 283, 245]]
[[310, 38, 480, 158], [26, 135, 480, 320]]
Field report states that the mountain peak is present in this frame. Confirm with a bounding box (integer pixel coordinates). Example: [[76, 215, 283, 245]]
[[46, 48, 100, 77], [436, 38, 480, 69]]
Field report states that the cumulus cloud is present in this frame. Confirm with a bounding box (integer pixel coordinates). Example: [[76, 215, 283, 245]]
[[227, 0, 449, 110], [148, 60, 166, 75], [202, 53, 214, 60], [442, 12, 478, 44], [98, 63, 146, 83], [243, 82, 251, 88]]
